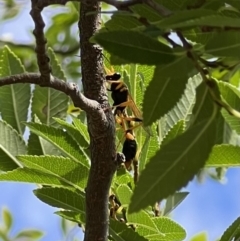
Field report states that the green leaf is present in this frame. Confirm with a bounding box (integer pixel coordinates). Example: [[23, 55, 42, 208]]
[[34, 187, 85, 213], [139, 125, 159, 172], [28, 133, 61, 156], [155, 10, 240, 29], [0, 120, 26, 171], [53, 117, 90, 159], [155, 9, 217, 29], [72, 117, 90, 144], [56, 210, 85, 225], [214, 115, 228, 145], [105, 14, 143, 31], [27, 132, 44, 156], [0, 46, 30, 135], [27, 115, 45, 155], [190, 232, 208, 241], [154, 0, 195, 11], [220, 216, 240, 241], [15, 230, 43, 240], [54, 117, 88, 148], [183, 29, 215, 46], [202, 0, 225, 10], [29, 48, 69, 155], [127, 210, 158, 231], [219, 79, 240, 105], [222, 109, 240, 135], [161, 120, 185, 146], [218, 81, 240, 134], [129, 84, 219, 212], [0, 168, 70, 187], [27, 116, 61, 156], [158, 74, 202, 140], [136, 64, 155, 89], [18, 155, 89, 190], [127, 211, 186, 240], [205, 32, 240, 59], [113, 169, 134, 188], [143, 55, 194, 126], [226, 0, 240, 10], [109, 220, 148, 241], [25, 122, 89, 167], [219, 6, 240, 18], [206, 145, 240, 167], [150, 217, 186, 241], [31, 48, 68, 127], [163, 192, 189, 215], [92, 31, 175, 65], [2, 208, 12, 233], [130, 4, 162, 22], [116, 184, 132, 207]]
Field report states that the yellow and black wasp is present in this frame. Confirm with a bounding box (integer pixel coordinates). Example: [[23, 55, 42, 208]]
[[114, 113, 138, 171], [105, 66, 150, 182], [123, 127, 139, 184], [105, 67, 151, 135]]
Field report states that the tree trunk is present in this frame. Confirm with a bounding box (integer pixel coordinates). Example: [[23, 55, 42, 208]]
[[79, 2, 117, 241]]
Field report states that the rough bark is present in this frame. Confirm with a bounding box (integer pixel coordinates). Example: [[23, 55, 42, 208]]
[[79, 1, 117, 241]]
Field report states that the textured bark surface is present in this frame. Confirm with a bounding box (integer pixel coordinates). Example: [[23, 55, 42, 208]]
[[79, 2, 117, 241]]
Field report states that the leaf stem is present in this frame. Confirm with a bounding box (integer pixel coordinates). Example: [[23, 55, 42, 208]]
[[177, 31, 240, 119]]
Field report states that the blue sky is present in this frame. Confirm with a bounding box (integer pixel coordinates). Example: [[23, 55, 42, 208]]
[[0, 169, 239, 241], [0, 2, 240, 241]]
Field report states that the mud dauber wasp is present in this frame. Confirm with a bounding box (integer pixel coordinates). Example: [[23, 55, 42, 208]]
[[122, 126, 139, 184], [105, 66, 152, 136], [105, 66, 148, 183], [117, 116, 138, 180]]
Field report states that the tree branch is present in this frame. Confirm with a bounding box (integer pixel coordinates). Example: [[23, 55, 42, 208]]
[[79, 1, 117, 241], [176, 31, 240, 119], [0, 73, 101, 117], [30, 0, 52, 83]]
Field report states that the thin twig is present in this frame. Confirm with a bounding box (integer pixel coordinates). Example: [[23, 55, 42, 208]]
[[0, 73, 100, 115], [176, 31, 240, 119], [30, 0, 51, 83]]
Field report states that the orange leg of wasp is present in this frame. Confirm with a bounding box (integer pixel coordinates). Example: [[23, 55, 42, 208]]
[[104, 65, 115, 75], [114, 100, 132, 109], [103, 100, 132, 113]]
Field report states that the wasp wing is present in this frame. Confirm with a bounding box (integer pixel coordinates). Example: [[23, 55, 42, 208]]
[[127, 93, 153, 136]]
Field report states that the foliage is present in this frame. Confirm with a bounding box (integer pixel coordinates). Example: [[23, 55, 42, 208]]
[[0, 207, 43, 241], [0, 0, 240, 241]]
